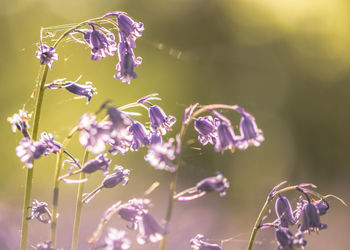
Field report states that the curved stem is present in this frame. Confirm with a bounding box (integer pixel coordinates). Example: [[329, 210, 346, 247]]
[[20, 65, 49, 250], [71, 150, 89, 250], [51, 127, 79, 247]]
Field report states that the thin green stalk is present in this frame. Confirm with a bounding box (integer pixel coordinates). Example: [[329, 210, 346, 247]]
[[51, 127, 78, 246], [20, 65, 49, 250], [71, 150, 89, 250]]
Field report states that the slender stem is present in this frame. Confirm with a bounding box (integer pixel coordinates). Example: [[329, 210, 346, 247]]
[[20, 65, 49, 250], [51, 127, 78, 247], [71, 150, 89, 250]]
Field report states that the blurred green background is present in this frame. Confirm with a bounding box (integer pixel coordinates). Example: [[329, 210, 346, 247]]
[[1, 0, 349, 249]]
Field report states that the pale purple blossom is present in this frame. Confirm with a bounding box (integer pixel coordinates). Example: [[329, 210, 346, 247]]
[[16, 138, 47, 168], [214, 122, 238, 152], [194, 116, 219, 145], [39, 132, 61, 155], [190, 234, 222, 250], [36, 28, 58, 69], [129, 121, 149, 151], [299, 202, 327, 232], [144, 138, 176, 172], [81, 154, 111, 174], [105, 228, 131, 250], [275, 227, 306, 250], [275, 194, 297, 227], [102, 166, 130, 188], [7, 107, 31, 137], [148, 105, 176, 134], [313, 199, 329, 216], [149, 131, 162, 145], [137, 213, 166, 245], [26, 200, 52, 224], [117, 13, 144, 48]]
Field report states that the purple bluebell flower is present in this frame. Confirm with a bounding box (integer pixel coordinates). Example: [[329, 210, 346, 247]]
[[275, 227, 306, 250], [214, 122, 238, 152], [117, 14, 144, 48], [7, 107, 31, 137], [190, 234, 222, 250], [313, 199, 329, 216], [46, 79, 95, 104], [114, 34, 142, 84], [27, 199, 52, 224], [108, 107, 132, 130], [275, 194, 297, 227], [78, 113, 113, 154], [129, 121, 149, 151], [105, 228, 131, 250], [149, 131, 162, 145], [36, 28, 58, 69], [235, 107, 264, 150], [194, 116, 219, 146], [35, 240, 57, 250], [118, 198, 150, 230], [81, 154, 111, 174], [176, 172, 230, 201], [102, 166, 130, 188], [299, 202, 327, 232], [144, 138, 176, 172], [148, 105, 176, 134], [136, 212, 166, 245], [39, 132, 61, 155], [16, 138, 47, 168], [108, 135, 131, 155], [82, 23, 117, 60]]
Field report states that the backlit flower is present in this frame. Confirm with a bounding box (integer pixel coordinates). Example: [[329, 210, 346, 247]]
[[194, 116, 219, 146], [144, 138, 176, 172]]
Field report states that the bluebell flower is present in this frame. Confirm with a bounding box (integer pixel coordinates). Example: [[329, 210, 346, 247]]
[[27, 200, 52, 224], [102, 166, 130, 188], [81, 154, 111, 174], [275, 227, 306, 250], [299, 202, 327, 232], [194, 116, 219, 146], [114, 34, 142, 84], [105, 228, 131, 250], [275, 194, 297, 227], [117, 13, 144, 48], [148, 105, 176, 134], [149, 131, 162, 145], [108, 106, 132, 130], [144, 138, 176, 172], [214, 122, 238, 152], [118, 198, 150, 230], [36, 28, 58, 69], [313, 199, 329, 216], [137, 212, 166, 245], [235, 107, 264, 150], [16, 138, 47, 168], [7, 107, 31, 137], [190, 234, 222, 250], [39, 132, 61, 155], [129, 121, 149, 151]]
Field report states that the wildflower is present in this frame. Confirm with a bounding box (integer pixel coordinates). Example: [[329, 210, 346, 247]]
[[137, 212, 166, 244], [35, 240, 57, 250], [105, 228, 131, 250], [235, 107, 264, 150], [313, 199, 329, 216], [144, 138, 176, 172], [194, 116, 219, 146], [117, 14, 144, 48], [118, 198, 150, 230], [275, 194, 297, 227], [275, 227, 306, 250], [214, 121, 238, 152], [190, 234, 222, 250], [78, 113, 112, 154], [36, 28, 58, 68], [81, 154, 111, 174], [7, 107, 31, 137], [176, 172, 230, 201], [299, 202, 327, 232], [149, 131, 162, 145], [16, 137, 47, 168], [46, 78, 95, 104], [108, 135, 131, 155], [39, 132, 61, 155], [129, 121, 149, 151], [108, 106, 132, 131], [27, 200, 52, 224], [114, 34, 142, 84], [82, 23, 117, 60], [148, 105, 176, 134]]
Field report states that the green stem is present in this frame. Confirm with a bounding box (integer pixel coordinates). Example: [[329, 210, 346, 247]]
[[51, 127, 78, 247], [71, 150, 89, 250], [20, 65, 49, 250]]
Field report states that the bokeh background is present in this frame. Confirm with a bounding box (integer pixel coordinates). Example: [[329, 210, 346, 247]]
[[1, 0, 350, 249]]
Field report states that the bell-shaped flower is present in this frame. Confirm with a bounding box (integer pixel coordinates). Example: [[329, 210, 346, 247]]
[[117, 14, 144, 48], [275, 194, 297, 227], [214, 122, 238, 152], [194, 116, 219, 146], [136, 212, 166, 245], [148, 105, 176, 135], [275, 227, 306, 250], [299, 202, 327, 232], [129, 121, 150, 151]]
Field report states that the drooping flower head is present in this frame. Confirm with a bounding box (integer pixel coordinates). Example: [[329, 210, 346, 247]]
[[118, 198, 150, 230], [39, 132, 61, 155], [148, 105, 176, 134], [275, 227, 307, 250], [36, 28, 58, 69], [144, 138, 177, 172], [214, 121, 238, 152], [235, 107, 264, 150], [26, 199, 52, 224], [102, 166, 130, 188], [275, 194, 297, 227], [299, 202, 327, 232], [116, 13, 144, 48], [81, 153, 111, 174], [104, 228, 131, 250], [46, 78, 95, 104], [194, 116, 219, 146], [129, 121, 149, 151], [190, 234, 222, 250], [7, 106, 31, 137], [16, 137, 47, 168], [136, 212, 166, 245], [313, 199, 329, 216]]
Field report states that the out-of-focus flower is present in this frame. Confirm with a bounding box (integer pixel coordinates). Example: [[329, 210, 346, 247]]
[[116, 14, 144, 48], [214, 122, 238, 152], [190, 234, 222, 250], [7, 107, 31, 137], [81, 154, 111, 174], [235, 107, 264, 150], [27, 200, 52, 224], [46, 79, 95, 104], [105, 228, 131, 250], [136, 213, 166, 245], [129, 121, 149, 151], [82, 23, 117, 60], [118, 198, 150, 230], [144, 138, 176, 172], [176, 172, 230, 201], [36, 28, 58, 69], [275, 227, 306, 250], [299, 202, 327, 232], [148, 105, 176, 134], [149, 131, 162, 145], [39, 132, 61, 155], [108, 107, 132, 131], [114, 35, 142, 84], [35, 240, 57, 250], [275, 194, 297, 227], [16, 138, 47, 168], [194, 116, 219, 146]]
